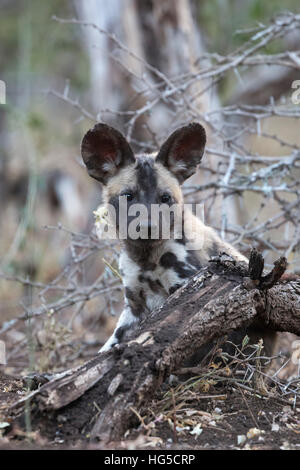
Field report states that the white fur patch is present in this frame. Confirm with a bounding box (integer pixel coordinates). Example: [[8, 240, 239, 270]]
[[119, 252, 140, 286]]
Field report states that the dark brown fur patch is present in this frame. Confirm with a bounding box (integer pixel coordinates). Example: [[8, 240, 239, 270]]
[[159, 252, 197, 279], [138, 274, 164, 294]]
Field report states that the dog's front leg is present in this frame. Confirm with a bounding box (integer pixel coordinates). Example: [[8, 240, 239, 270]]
[[99, 304, 140, 352]]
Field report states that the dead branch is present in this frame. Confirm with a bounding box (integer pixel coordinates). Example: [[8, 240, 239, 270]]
[[8, 252, 300, 442]]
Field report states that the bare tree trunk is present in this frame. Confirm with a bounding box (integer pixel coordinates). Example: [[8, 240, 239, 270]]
[[74, 0, 124, 114]]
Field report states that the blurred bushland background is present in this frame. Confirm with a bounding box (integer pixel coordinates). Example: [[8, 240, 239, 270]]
[[0, 0, 300, 377]]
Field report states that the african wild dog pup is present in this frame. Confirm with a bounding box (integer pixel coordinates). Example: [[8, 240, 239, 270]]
[[81, 123, 274, 355]]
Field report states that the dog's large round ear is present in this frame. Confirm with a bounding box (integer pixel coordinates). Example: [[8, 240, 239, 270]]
[[156, 123, 206, 183], [81, 123, 135, 185]]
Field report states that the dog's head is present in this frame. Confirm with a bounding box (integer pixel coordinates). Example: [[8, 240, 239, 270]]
[[81, 123, 206, 244]]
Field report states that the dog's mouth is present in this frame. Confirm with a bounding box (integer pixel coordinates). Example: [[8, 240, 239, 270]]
[[125, 234, 166, 245], [127, 236, 163, 243]]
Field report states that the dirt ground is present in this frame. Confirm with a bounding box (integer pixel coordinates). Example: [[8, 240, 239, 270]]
[[1, 346, 299, 450]]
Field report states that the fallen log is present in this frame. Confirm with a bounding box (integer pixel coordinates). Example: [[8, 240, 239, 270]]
[[8, 250, 300, 442]]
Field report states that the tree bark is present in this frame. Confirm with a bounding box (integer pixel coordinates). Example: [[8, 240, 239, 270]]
[[9, 252, 300, 442]]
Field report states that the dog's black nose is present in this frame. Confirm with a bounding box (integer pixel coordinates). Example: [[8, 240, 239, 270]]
[[138, 221, 159, 240]]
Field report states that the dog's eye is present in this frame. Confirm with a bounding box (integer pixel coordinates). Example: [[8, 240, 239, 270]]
[[121, 192, 134, 201], [161, 193, 171, 203]]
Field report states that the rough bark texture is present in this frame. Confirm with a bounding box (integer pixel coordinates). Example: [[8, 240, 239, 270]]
[[8, 252, 300, 442]]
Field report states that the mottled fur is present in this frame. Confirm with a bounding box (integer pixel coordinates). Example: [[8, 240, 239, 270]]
[[81, 123, 275, 356]]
